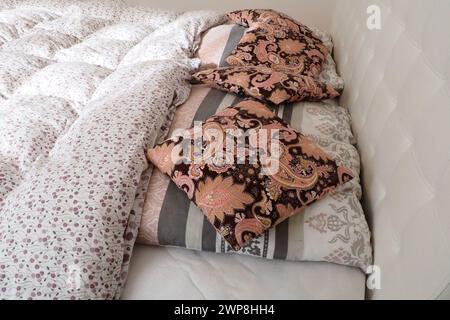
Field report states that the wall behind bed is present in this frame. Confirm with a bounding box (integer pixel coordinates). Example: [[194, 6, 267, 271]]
[[330, 0, 450, 299], [124, 0, 337, 31]]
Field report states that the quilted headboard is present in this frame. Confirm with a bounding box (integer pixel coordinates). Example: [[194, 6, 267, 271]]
[[330, 0, 450, 299]]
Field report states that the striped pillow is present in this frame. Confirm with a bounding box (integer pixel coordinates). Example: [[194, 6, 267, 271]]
[[137, 24, 372, 270]]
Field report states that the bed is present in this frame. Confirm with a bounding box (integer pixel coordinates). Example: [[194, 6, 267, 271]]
[[1, 0, 449, 300], [124, 0, 450, 300]]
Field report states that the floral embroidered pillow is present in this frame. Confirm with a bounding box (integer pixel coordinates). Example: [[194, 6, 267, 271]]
[[225, 10, 329, 78], [192, 66, 339, 105], [147, 99, 353, 250]]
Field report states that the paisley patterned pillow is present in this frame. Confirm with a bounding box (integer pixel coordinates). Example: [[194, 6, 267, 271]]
[[226, 10, 328, 78], [147, 99, 353, 251], [192, 66, 339, 105]]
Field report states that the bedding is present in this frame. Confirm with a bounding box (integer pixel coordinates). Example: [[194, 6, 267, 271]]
[[148, 99, 354, 250], [0, 0, 223, 299], [192, 66, 339, 104], [138, 22, 372, 270]]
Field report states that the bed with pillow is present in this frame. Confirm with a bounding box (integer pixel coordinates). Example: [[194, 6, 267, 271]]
[[123, 0, 450, 300], [3, 0, 446, 300], [123, 11, 372, 300], [3, 0, 364, 299], [0, 0, 371, 300]]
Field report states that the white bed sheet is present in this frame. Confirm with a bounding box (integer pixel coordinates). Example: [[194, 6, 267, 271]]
[[122, 245, 366, 300]]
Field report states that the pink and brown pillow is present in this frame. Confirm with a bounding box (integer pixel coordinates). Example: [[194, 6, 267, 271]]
[[225, 9, 329, 78], [192, 66, 339, 105], [147, 99, 353, 250]]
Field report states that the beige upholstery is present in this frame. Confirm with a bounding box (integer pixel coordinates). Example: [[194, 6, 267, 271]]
[[123, 245, 366, 300], [330, 0, 450, 299]]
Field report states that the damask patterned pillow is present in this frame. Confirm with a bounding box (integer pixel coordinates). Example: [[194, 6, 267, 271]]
[[147, 99, 353, 250], [225, 10, 328, 78], [192, 66, 339, 105]]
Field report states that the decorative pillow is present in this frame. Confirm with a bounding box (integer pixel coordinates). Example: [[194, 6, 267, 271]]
[[225, 10, 328, 78], [147, 99, 353, 250], [195, 24, 345, 92], [192, 66, 339, 105]]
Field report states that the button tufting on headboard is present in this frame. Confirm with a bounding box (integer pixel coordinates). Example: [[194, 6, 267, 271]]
[[330, 0, 450, 299]]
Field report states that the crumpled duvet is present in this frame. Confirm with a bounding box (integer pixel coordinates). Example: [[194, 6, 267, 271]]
[[0, 0, 223, 299]]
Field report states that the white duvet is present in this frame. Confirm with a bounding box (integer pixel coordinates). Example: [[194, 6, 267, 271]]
[[0, 0, 223, 299]]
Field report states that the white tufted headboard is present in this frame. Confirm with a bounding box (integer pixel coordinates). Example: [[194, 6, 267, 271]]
[[330, 0, 450, 299]]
